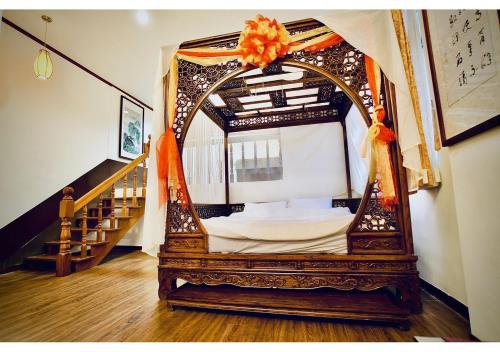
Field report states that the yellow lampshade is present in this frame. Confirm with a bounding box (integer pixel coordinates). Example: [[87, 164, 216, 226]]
[[34, 49, 53, 80]]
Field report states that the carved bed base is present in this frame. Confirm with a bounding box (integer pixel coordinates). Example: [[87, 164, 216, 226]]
[[158, 250, 422, 329]]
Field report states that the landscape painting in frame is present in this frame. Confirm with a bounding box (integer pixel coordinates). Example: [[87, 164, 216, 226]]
[[119, 96, 145, 160]]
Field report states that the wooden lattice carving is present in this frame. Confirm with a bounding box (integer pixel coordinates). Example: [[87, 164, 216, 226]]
[[355, 181, 399, 232]]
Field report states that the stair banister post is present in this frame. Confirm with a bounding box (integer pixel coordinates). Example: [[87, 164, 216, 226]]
[[80, 205, 88, 258], [97, 194, 103, 242], [141, 161, 147, 198], [56, 187, 74, 277], [122, 175, 128, 216], [142, 134, 151, 198], [110, 184, 116, 228], [145, 134, 151, 156], [132, 167, 138, 207]]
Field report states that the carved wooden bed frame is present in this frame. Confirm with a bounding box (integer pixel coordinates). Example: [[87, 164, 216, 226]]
[[157, 19, 422, 329]]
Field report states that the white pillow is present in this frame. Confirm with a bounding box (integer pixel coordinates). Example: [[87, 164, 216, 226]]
[[243, 201, 287, 213], [287, 197, 332, 209]]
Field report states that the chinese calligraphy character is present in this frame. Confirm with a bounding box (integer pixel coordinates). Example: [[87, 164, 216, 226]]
[[459, 70, 468, 86], [456, 52, 463, 67], [481, 52, 492, 68], [452, 32, 459, 46], [467, 40, 473, 56], [478, 27, 485, 45], [449, 14, 457, 28], [462, 19, 471, 33], [469, 64, 476, 77], [475, 10, 482, 21]]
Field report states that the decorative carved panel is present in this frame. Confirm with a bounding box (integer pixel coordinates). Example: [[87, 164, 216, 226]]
[[318, 85, 334, 102], [355, 182, 399, 232], [229, 204, 245, 213], [227, 108, 339, 131], [175, 58, 240, 140], [193, 204, 230, 219], [164, 269, 415, 292], [351, 237, 403, 251], [160, 257, 415, 272], [167, 238, 205, 252], [269, 90, 287, 107], [168, 203, 201, 234]]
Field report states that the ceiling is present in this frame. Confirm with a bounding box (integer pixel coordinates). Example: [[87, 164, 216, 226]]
[[2, 10, 327, 108]]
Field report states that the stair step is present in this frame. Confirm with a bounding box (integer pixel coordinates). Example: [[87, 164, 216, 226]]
[[44, 240, 109, 247], [70, 227, 121, 233], [102, 196, 145, 201], [25, 254, 96, 263], [88, 205, 142, 210], [75, 215, 132, 221]]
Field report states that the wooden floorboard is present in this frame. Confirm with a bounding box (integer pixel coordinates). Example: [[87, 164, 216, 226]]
[[0, 251, 471, 342]]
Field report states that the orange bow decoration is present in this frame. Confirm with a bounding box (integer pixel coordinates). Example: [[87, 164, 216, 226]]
[[237, 14, 292, 69]]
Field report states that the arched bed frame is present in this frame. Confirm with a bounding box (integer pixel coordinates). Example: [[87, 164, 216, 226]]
[[157, 19, 422, 329]]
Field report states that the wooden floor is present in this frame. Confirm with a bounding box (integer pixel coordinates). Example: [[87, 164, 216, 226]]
[[0, 251, 471, 342]]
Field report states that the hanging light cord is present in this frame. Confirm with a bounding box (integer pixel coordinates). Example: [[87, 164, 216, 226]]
[[43, 19, 48, 47]]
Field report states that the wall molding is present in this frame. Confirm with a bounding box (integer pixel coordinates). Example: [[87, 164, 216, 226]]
[[1, 16, 153, 111]]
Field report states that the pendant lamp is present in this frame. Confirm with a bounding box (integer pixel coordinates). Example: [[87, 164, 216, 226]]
[[34, 15, 53, 80]]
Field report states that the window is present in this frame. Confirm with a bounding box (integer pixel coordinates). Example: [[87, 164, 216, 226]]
[[228, 129, 283, 183]]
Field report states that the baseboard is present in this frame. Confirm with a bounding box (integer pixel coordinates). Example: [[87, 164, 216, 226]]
[[0, 263, 23, 275], [420, 279, 469, 320], [114, 245, 142, 250]]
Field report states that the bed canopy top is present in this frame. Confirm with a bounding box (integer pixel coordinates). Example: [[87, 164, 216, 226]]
[[190, 62, 358, 134]]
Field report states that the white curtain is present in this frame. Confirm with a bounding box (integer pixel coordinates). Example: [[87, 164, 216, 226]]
[[345, 106, 369, 196], [316, 11, 425, 191], [402, 10, 441, 184], [182, 110, 225, 204], [141, 46, 178, 257]]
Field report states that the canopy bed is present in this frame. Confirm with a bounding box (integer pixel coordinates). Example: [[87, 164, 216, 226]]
[[154, 16, 423, 329]]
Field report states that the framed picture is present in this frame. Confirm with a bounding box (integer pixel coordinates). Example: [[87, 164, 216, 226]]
[[119, 96, 145, 160], [423, 10, 500, 146]]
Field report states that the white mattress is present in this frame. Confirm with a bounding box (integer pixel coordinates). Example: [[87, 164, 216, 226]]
[[202, 207, 354, 254]]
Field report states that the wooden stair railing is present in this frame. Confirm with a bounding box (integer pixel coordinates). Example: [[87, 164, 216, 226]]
[[26, 135, 151, 277]]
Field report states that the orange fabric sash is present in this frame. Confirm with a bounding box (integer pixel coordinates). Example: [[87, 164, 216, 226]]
[[301, 33, 344, 52], [365, 56, 398, 210], [156, 127, 189, 208]]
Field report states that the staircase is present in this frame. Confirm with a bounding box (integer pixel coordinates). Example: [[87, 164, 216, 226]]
[[25, 136, 151, 276]]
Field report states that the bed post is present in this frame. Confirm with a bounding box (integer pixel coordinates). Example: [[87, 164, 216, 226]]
[[341, 118, 352, 199], [224, 130, 230, 206]]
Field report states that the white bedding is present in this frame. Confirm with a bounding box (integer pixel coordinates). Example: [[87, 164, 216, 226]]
[[202, 207, 355, 254]]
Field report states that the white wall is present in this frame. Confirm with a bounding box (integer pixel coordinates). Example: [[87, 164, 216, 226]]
[[410, 149, 467, 304], [0, 22, 151, 230], [404, 10, 500, 340], [448, 127, 500, 341], [403, 10, 468, 305], [229, 122, 349, 203]]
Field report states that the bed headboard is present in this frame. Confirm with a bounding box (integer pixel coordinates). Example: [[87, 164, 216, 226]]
[[193, 198, 361, 219]]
